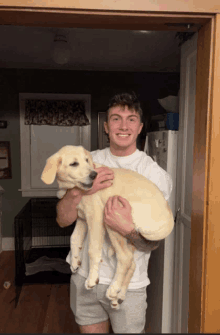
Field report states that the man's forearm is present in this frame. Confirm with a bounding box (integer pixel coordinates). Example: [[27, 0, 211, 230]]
[[56, 191, 82, 228], [125, 229, 161, 252]]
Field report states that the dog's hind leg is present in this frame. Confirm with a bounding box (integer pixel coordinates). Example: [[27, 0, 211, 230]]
[[105, 228, 134, 309], [70, 218, 87, 273], [116, 244, 137, 305], [85, 221, 105, 289]]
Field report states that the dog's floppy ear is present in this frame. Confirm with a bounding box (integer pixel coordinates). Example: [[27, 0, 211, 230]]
[[83, 148, 94, 168], [41, 152, 62, 185]]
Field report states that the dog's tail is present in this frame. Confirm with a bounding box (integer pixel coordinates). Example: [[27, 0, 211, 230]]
[[108, 245, 115, 258]]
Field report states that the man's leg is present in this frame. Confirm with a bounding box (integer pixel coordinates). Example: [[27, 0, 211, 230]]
[[79, 319, 110, 333], [99, 285, 147, 333], [70, 274, 111, 333]]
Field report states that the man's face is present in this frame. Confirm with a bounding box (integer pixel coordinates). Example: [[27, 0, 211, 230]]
[[104, 106, 143, 156]]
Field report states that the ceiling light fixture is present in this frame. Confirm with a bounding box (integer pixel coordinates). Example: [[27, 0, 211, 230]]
[[139, 30, 151, 34], [51, 34, 71, 65]]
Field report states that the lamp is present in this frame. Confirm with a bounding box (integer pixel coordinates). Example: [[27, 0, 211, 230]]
[[51, 34, 71, 65], [158, 95, 179, 113]]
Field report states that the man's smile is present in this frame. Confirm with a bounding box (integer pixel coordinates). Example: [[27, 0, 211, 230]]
[[117, 134, 130, 137]]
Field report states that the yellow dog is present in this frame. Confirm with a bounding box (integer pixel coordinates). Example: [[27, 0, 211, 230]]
[[41, 145, 174, 309]]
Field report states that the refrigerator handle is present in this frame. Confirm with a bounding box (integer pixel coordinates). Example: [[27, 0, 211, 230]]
[[174, 207, 181, 224]]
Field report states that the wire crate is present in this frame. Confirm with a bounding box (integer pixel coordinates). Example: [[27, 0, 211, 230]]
[[14, 198, 75, 287]]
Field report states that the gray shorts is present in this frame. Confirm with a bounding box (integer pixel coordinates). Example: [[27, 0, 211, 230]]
[[70, 272, 147, 333]]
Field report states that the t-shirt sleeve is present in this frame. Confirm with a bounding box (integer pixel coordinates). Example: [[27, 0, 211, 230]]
[[144, 161, 173, 201]]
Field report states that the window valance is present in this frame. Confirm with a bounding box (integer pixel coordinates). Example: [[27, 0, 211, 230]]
[[25, 99, 90, 126]]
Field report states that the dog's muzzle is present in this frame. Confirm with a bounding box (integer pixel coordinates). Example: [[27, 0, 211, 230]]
[[79, 170, 98, 190]]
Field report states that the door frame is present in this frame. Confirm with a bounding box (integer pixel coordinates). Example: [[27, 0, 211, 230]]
[[0, 6, 219, 333]]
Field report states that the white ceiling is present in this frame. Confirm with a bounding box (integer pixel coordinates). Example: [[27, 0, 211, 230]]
[[0, 25, 181, 72]]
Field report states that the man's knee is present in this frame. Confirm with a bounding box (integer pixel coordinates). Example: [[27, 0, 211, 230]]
[[79, 319, 110, 334]]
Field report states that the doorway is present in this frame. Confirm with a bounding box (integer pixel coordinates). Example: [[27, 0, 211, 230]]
[[0, 7, 217, 333]]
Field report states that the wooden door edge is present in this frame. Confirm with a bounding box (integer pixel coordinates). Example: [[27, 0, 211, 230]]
[[0, 7, 214, 31], [188, 16, 215, 333], [200, 16, 216, 335], [200, 14, 220, 333]]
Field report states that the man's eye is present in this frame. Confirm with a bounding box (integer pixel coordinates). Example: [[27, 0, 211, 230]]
[[70, 162, 79, 167], [112, 117, 119, 121]]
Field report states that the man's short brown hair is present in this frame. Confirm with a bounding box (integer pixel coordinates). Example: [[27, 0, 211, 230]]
[[106, 92, 143, 122]]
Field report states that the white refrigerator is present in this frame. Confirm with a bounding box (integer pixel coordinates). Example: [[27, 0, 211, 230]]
[[145, 130, 178, 333]]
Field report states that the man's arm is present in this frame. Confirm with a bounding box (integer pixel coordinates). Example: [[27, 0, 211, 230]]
[[56, 189, 83, 227], [125, 229, 161, 252], [104, 195, 161, 252]]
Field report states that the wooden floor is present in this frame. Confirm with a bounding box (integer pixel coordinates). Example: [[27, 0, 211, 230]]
[[0, 251, 150, 334], [0, 251, 81, 333]]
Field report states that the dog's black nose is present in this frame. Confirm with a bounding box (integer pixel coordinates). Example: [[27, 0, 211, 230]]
[[89, 171, 98, 180]]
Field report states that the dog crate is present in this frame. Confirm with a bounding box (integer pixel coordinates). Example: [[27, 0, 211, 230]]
[[14, 198, 75, 288]]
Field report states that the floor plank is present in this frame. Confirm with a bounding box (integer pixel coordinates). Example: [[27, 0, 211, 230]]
[[0, 251, 79, 333], [0, 251, 17, 333], [0, 251, 117, 333], [3, 283, 52, 333], [43, 284, 80, 334]]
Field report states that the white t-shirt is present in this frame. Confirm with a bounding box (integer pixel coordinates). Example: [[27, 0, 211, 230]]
[[66, 147, 173, 290]]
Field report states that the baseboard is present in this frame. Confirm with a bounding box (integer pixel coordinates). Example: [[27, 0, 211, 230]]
[[2, 237, 14, 251]]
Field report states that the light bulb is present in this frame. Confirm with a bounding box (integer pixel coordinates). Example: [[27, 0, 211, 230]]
[[52, 35, 71, 65]]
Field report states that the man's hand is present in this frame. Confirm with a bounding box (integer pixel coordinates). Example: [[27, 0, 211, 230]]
[[104, 195, 162, 252], [104, 196, 135, 237], [67, 166, 114, 198]]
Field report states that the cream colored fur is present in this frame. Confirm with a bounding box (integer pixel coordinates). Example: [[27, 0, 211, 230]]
[[41, 145, 174, 309]]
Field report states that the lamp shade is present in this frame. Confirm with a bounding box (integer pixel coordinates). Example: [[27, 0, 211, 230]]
[[52, 35, 71, 65], [158, 95, 179, 113]]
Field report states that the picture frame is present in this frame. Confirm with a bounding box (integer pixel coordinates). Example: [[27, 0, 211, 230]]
[[0, 141, 12, 179], [98, 112, 110, 149]]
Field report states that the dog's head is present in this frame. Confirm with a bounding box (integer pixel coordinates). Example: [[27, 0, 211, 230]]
[[41, 145, 97, 190]]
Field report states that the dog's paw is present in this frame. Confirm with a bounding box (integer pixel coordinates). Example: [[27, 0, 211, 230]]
[[70, 258, 82, 273], [85, 276, 99, 290], [57, 189, 67, 199], [106, 282, 121, 301], [116, 288, 126, 304], [110, 299, 120, 310]]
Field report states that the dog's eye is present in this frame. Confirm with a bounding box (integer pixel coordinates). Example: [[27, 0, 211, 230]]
[[86, 158, 89, 163], [70, 162, 79, 167]]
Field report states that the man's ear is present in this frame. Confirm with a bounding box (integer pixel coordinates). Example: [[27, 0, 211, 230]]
[[104, 122, 109, 134], [138, 123, 144, 134]]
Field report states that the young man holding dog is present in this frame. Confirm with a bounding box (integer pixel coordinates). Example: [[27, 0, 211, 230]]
[[56, 93, 172, 334]]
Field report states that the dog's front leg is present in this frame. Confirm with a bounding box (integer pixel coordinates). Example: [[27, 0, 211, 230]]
[[83, 198, 105, 290], [105, 228, 135, 309], [85, 221, 105, 289], [70, 217, 88, 273]]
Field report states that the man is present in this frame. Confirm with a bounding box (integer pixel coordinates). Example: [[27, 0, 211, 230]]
[[56, 93, 172, 333]]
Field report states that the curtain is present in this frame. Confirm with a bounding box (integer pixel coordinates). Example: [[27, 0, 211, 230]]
[[25, 99, 90, 126]]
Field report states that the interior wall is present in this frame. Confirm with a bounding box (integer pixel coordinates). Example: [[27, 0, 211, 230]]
[[0, 68, 179, 238]]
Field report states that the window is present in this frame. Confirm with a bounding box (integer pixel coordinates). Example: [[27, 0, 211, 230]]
[[19, 93, 91, 197]]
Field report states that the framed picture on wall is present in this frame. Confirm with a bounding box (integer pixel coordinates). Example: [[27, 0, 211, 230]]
[[98, 112, 110, 149], [0, 141, 12, 179]]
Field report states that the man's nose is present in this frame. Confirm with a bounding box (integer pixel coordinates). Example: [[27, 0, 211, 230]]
[[119, 120, 128, 129]]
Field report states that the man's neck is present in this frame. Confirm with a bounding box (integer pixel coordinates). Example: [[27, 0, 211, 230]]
[[109, 145, 137, 157]]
